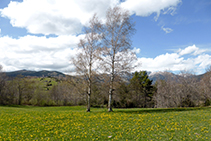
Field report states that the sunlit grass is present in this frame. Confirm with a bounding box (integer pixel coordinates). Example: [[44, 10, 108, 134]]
[[0, 106, 210, 140]]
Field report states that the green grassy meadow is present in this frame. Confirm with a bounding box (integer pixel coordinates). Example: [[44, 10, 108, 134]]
[[0, 106, 210, 141]]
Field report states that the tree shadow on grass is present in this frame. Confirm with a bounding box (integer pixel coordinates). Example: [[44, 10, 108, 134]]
[[114, 107, 210, 114], [1, 105, 33, 108]]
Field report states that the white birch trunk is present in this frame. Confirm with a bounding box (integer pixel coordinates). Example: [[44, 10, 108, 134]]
[[87, 60, 92, 112], [108, 59, 114, 112]]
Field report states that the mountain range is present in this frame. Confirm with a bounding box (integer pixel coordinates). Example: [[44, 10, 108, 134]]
[[4, 70, 206, 83], [5, 70, 66, 78], [148, 71, 205, 83]]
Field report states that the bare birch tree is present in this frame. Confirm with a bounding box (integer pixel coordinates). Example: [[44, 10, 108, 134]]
[[101, 6, 136, 112], [72, 14, 102, 112]]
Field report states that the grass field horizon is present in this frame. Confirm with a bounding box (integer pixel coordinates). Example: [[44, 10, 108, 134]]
[[0, 106, 210, 140]]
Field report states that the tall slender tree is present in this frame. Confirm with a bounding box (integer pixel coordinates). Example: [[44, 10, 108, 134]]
[[101, 6, 136, 112], [72, 14, 102, 112]]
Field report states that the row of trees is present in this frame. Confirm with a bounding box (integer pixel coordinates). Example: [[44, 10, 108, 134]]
[[0, 65, 156, 108], [0, 72, 84, 106], [155, 68, 211, 108], [1, 64, 211, 108]]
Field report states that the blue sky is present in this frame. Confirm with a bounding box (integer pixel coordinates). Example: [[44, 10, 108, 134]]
[[0, 0, 211, 74], [133, 0, 211, 57]]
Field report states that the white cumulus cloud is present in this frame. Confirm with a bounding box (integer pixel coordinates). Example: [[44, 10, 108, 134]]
[[0, 0, 119, 35], [0, 34, 84, 72], [178, 44, 207, 56], [135, 45, 211, 74], [121, 0, 181, 20]]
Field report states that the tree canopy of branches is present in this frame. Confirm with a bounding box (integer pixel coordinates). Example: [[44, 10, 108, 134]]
[[101, 6, 136, 111], [72, 14, 102, 112], [154, 71, 202, 108]]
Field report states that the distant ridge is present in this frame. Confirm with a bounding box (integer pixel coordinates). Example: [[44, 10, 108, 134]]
[[148, 71, 176, 83], [5, 70, 66, 78], [4, 70, 207, 83], [148, 71, 206, 84]]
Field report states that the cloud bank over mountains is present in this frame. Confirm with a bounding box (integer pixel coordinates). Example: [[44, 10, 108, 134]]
[[136, 45, 211, 74], [0, 35, 82, 72], [0, 0, 210, 74]]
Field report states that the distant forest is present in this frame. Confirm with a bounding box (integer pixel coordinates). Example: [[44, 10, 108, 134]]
[[0, 67, 211, 108]]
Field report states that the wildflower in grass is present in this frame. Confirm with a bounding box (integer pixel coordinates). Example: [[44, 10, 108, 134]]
[[1, 106, 211, 140]]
